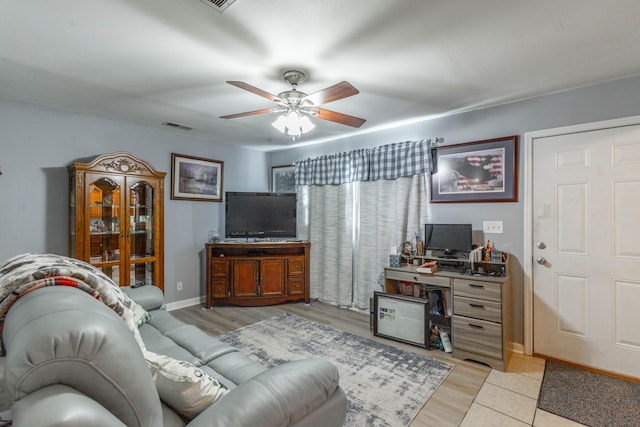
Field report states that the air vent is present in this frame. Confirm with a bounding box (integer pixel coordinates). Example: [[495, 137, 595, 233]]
[[200, 0, 236, 13], [162, 122, 193, 131]]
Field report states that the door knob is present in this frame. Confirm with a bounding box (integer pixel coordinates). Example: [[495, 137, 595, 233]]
[[536, 241, 546, 249], [536, 257, 547, 265]]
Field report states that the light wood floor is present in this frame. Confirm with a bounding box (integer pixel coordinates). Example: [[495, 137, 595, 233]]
[[172, 300, 491, 427]]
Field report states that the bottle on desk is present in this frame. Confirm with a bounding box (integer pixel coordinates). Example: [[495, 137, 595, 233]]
[[484, 240, 492, 262]]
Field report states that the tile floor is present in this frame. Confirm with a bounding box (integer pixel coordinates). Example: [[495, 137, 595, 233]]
[[459, 353, 587, 427]]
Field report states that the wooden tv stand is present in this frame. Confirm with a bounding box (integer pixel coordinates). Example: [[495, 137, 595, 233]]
[[205, 241, 310, 308]]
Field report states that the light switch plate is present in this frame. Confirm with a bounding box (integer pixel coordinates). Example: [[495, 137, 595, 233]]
[[483, 220, 504, 234]]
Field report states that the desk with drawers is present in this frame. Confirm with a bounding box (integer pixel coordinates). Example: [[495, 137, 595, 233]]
[[383, 264, 512, 371]]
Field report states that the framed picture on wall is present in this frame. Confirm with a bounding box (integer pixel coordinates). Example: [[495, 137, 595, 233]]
[[430, 135, 518, 203], [271, 164, 296, 192], [170, 153, 224, 202]]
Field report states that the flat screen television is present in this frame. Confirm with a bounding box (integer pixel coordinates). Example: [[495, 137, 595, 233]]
[[424, 223, 472, 257], [225, 192, 297, 239]]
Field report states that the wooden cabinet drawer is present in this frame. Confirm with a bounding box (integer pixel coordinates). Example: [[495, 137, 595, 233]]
[[454, 296, 502, 323], [211, 279, 228, 298], [452, 315, 502, 360], [386, 270, 450, 287], [288, 277, 305, 295], [212, 260, 229, 277], [453, 278, 501, 301], [288, 257, 305, 276]]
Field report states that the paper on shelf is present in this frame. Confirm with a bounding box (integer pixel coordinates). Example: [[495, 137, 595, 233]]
[[469, 246, 484, 270]]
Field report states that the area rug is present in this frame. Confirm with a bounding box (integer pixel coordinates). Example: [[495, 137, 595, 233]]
[[538, 360, 640, 426], [218, 313, 452, 427]]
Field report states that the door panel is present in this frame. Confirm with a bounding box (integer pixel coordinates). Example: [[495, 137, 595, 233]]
[[613, 180, 640, 257], [556, 183, 589, 254], [614, 280, 640, 349], [261, 259, 285, 296], [232, 260, 259, 297], [556, 274, 589, 337], [533, 124, 640, 378]]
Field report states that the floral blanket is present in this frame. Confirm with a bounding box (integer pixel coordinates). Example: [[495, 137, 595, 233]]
[[0, 252, 145, 352]]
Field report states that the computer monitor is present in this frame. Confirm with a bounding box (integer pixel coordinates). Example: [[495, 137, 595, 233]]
[[424, 223, 473, 258]]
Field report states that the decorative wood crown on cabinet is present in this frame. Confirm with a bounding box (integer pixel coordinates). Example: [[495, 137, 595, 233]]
[[68, 152, 166, 291]]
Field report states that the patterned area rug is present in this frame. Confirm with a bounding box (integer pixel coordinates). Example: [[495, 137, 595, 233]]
[[219, 313, 452, 427], [538, 360, 640, 426]]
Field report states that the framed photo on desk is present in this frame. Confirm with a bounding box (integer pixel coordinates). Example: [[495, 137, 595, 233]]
[[373, 292, 428, 348]]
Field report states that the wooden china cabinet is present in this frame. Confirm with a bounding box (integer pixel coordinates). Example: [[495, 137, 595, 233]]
[[68, 152, 166, 291]]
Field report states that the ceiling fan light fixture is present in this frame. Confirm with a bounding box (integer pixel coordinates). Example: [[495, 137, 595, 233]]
[[272, 109, 315, 136], [225, 69, 365, 137]]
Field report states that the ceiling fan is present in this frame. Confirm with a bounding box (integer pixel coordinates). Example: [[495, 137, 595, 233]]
[[219, 70, 366, 136]]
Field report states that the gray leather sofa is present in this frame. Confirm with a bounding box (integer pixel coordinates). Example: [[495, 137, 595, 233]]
[[2, 285, 347, 426]]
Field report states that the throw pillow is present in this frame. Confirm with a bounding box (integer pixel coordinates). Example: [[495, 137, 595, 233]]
[[124, 294, 151, 327], [144, 350, 229, 419], [130, 299, 151, 327]]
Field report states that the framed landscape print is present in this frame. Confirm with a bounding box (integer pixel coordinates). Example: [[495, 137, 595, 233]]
[[430, 135, 518, 203], [271, 164, 296, 192], [171, 153, 224, 202]]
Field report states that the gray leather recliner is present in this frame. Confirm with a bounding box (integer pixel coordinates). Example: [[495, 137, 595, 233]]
[[2, 285, 347, 426]]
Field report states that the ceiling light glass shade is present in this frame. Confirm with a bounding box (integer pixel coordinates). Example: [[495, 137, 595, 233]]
[[271, 115, 287, 133], [271, 109, 316, 136], [285, 111, 302, 136], [299, 116, 315, 133]]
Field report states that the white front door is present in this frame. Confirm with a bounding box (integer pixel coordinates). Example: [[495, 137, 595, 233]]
[[532, 123, 640, 378]]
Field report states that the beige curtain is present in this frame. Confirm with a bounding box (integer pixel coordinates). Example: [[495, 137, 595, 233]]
[[297, 184, 355, 307], [354, 174, 429, 310]]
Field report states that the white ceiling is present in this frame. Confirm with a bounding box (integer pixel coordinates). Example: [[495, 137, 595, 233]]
[[2, 0, 640, 151]]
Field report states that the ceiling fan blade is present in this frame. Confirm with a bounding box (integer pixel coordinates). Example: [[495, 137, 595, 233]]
[[219, 107, 280, 119], [312, 108, 366, 128], [226, 81, 282, 102], [303, 81, 359, 106]]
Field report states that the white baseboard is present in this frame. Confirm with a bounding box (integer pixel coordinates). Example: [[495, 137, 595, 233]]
[[166, 295, 205, 312]]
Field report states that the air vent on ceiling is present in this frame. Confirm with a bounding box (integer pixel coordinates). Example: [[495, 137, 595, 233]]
[[162, 122, 193, 131], [200, 0, 236, 13]]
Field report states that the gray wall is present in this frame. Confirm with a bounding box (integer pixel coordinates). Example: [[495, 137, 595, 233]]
[[0, 99, 268, 304], [269, 75, 640, 346], [3, 74, 640, 341]]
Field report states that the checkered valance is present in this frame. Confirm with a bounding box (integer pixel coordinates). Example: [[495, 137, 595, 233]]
[[294, 149, 370, 185], [295, 140, 431, 185]]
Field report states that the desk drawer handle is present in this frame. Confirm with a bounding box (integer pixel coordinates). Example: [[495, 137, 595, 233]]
[[469, 284, 484, 288], [469, 303, 485, 309], [468, 324, 485, 329]]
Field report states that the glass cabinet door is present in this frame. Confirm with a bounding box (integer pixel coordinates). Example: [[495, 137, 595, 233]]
[[87, 175, 123, 283], [128, 179, 159, 287]]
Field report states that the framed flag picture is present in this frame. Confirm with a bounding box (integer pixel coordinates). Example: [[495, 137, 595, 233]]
[[430, 135, 518, 203]]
